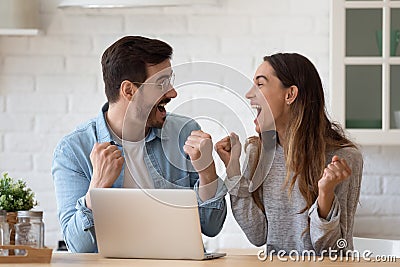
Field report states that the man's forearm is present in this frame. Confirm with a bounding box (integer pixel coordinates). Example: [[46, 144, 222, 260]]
[[198, 199, 227, 237], [64, 217, 97, 252]]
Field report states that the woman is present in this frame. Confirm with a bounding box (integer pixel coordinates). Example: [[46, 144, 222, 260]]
[[215, 53, 363, 254]]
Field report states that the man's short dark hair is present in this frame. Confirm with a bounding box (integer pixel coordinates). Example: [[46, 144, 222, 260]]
[[101, 36, 173, 103]]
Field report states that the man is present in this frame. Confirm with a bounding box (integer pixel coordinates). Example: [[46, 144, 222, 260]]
[[52, 36, 227, 253]]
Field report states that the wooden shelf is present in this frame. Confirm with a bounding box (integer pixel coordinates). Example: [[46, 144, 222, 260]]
[[0, 29, 40, 36], [58, 0, 219, 8]]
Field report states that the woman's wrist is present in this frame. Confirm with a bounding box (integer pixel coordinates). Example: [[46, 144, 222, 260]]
[[227, 159, 241, 178], [318, 187, 334, 199], [317, 189, 335, 219]]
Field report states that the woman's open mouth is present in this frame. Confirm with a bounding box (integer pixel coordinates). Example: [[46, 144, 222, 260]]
[[251, 104, 262, 116], [251, 104, 262, 125]]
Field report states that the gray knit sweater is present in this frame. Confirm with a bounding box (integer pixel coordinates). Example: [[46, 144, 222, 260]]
[[228, 138, 363, 254]]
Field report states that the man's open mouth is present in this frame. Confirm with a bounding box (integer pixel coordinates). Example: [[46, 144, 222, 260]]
[[157, 98, 171, 113], [157, 102, 166, 112]]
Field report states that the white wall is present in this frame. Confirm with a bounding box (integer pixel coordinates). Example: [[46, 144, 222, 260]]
[[0, 0, 399, 249]]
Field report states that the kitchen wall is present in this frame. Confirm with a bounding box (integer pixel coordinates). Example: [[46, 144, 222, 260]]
[[0, 0, 399, 249]]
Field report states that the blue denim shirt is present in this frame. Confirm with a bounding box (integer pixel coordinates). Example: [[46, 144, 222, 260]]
[[52, 103, 227, 253]]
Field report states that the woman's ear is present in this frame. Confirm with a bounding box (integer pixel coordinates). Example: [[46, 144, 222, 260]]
[[285, 85, 298, 105], [120, 80, 138, 101]]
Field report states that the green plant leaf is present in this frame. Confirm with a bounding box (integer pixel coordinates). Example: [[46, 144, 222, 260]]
[[0, 172, 38, 212]]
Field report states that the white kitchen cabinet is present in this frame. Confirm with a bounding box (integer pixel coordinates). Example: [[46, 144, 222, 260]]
[[331, 0, 400, 145]]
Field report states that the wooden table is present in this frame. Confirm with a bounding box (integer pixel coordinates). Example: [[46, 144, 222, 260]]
[[2, 250, 400, 266]]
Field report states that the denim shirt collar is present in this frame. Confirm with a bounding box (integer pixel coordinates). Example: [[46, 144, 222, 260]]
[[96, 103, 113, 144], [145, 128, 158, 142], [97, 103, 169, 144], [146, 127, 169, 142]]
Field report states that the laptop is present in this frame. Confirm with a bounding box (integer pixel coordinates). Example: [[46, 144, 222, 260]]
[[90, 188, 226, 260]]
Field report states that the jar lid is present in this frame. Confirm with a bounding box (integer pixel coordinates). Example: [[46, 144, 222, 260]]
[[17, 210, 43, 218], [17, 210, 30, 217], [30, 211, 43, 218]]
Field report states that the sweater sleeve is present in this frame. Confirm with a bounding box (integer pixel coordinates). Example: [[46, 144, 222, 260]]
[[228, 135, 271, 247], [308, 147, 363, 253], [230, 185, 268, 247]]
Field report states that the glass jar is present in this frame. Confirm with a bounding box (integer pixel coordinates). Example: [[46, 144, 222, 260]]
[[0, 210, 10, 256], [31, 211, 45, 248], [14, 211, 44, 254]]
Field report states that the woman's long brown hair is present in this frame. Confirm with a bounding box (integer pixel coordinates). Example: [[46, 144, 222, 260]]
[[252, 53, 355, 215]]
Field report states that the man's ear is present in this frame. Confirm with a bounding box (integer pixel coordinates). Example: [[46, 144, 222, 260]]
[[285, 85, 298, 105], [120, 80, 137, 101]]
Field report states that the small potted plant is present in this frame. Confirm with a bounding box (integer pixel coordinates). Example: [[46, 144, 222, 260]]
[[0, 172, 38, 244]]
